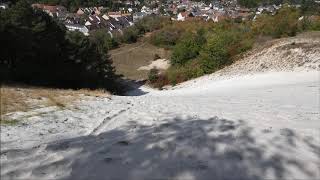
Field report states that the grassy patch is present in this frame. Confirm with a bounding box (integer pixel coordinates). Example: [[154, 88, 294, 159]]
[[0, 119, 19, 126], [0, 85, 110, 115], [110, 40, 171, 80]]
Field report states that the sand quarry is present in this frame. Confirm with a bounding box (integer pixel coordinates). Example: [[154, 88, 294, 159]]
[[1, 33, 320, 180]]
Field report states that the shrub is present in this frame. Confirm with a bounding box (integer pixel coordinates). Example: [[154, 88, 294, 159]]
[[121, 26, 140, 43], [199, 31, 238, 73], [148, 67, 159, 83], [150, 60, 204, 87], [299, 16, 320, 31], [153, 54, 161, 60], [90, 29, 118, 50], [171, 30, 206, 65], [135, 16, 171, 33], [252, 6, 300, 38], [171, 35, 200, 65], [150, 26, 183, 48], [168, 60, 204, 84]]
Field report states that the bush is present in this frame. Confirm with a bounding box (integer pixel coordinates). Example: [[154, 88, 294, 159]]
[[149, 20, 214, 48], [171, 29, 206, 65], [90, 29, 118, 50], [167, 61, 204, 84], [113, 16, 171, 45], [149, 26, 183, 48], [199, 35, 231, 74], [252, 6, 300, 38], [153, 54, 161, 60], [149, 60, 204, 87], [199, 29, 252, 73], [299, 16, 320, 31], [148, 67, 159, 83], [121, 26, 140, 43], [135, 16, 171, 34]]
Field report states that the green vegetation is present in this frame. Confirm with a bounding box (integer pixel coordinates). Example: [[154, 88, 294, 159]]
[[0, 117, 19, 125], [148, 6, 320, 87], [150, 20, 213, 48], [238, 0, 320, 11], [252, 6, 300, 37], [102, 16, 171, 45], [0, 0, 118, 91], [171, 29, 206, 65], [90, 29, 119, 50], [148, 67, 160, 83], [118, 16, 171, 44], [238, 0, 260, 8]]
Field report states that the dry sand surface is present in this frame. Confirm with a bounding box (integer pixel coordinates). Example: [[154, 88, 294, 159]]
[[137, 58, 170, 70], [1, 33, 320, 180]]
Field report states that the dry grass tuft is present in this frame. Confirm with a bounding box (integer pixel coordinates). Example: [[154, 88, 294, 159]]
[[0, 85, 110, 118]]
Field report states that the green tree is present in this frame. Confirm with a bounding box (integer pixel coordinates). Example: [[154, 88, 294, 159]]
[[0, 0, 118, 91], [171, 30, 206, 65], [90, 29, 118, 51], [199, 31, 241, 73], [121, 26, 140, 43]]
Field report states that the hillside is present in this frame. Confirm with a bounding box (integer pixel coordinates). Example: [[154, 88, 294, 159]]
[[1, 34, 320, 180], [166, 32, 320, 90]]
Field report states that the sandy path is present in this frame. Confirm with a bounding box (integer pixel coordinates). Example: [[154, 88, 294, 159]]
[[1, 70, 319, 180]]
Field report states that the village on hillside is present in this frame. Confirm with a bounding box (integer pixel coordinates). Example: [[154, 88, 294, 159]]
[[1, 0, 312, 36]]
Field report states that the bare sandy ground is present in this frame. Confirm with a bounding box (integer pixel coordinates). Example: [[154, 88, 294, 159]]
[[1, 34, 320, 180], [137, 58, 170, 70]]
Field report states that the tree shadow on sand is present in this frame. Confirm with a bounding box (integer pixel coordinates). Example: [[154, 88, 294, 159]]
[[1, 116, 319, 180]]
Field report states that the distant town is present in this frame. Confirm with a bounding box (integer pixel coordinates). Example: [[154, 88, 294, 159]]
[[2, 0, 317, 36]]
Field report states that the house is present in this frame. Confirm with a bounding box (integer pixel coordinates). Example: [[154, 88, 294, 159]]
[[84, 15, 102, 30], [64, 23, 89, 36], [108, 12, 122, 18], [102, 14, 110, 20], [134, 0, 141, 6], [124, 0, 133, 6], [177, 11, 189, 21], [133, 12, 147, 22], [76, 7, 102, 16], [65, 14, 81, 24], [117, 16, 133, 27], [141, 6, 152, 14], [31, 4, 67, 18]]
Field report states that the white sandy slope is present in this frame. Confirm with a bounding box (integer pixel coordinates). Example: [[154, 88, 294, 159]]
[[1, 36, 320, 180]]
